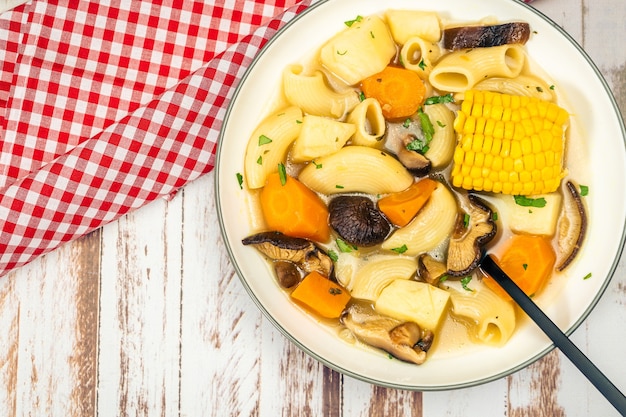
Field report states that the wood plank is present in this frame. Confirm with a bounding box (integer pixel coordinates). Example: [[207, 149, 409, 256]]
[[97, 196, 183, 416]]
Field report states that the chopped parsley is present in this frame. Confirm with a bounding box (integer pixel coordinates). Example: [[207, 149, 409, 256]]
[[406, 109, 434, 154], [439, 275, 449, 283], [311, 160, 323, 169], [514, 195, 547, 208], [424, 93, 454, 105], [418, 59, 426, 70], [402, 118, 411, 128], [583, 272, 592, 280], [358, 91, 366, 102], [336, 238, 357, 253], [236, 172, 243, 189], [523, 263, 528, 270], [278, 162, 287, 185], [344, 15, 363, 27], [329, 287, 343, 296], [461, 276, 474, 292], [256, 156, 262, 165], [579, 185, 589, 196], [258, 135, 273, 146], [463, 213, 470, 228], [437, 120, 446, 128], [550, 85, 555, 90], [337, 50, 347, 56], [335, 184, 345, 189], [492, 212, 499, 221], [391, 244, 408, 254], [328, 250, 339, 262]]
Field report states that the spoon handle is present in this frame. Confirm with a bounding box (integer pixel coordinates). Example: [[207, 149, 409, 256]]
[[481, 255, 626, 416]]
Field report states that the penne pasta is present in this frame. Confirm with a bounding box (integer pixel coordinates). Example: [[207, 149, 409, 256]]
[[244, 106, 303, 189], [298, 145, 413, 195], [346, 98, 386, 148], [283, 64, 360, 118], [449, 283, 516, 346], [381, 182, 457, 256], [429, 44, 526, 92], [423, 103, 456, 168], [473, 74, 557, 102]]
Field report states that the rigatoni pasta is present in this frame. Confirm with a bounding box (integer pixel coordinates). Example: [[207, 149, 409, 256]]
[[429, 44, 526, 92]]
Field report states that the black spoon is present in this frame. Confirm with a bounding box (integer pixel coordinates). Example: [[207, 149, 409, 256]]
[[480, 254, 626, 416]]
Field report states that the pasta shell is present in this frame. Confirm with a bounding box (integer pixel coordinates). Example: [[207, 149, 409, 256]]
[[298, 146, 413, 195]]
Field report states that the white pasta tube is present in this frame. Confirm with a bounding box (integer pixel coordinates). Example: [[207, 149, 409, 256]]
[[449, 284, 516, 346], [320, 15, 397, 85], [244, 106, 303, 189], [349, 255, 417, 302], [429, 45, 526, 92], [381, 182, 457, 256], [298, 145, 413, 195], [283, 64, 360, 118], [346, 98, 386, 148], [473, 74, 557, 102], [423, 103, 456, 168], [385, 9, 441, 44], [399, 36, 442, 78]]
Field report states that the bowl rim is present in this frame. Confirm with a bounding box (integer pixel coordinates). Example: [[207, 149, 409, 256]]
[[215, 0, 626, 390]]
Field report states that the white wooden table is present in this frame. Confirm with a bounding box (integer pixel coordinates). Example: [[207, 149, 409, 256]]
[[1, 1, 625, 416]]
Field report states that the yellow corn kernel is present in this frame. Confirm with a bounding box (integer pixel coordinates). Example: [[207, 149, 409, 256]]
[[450, 90, 569, 195]]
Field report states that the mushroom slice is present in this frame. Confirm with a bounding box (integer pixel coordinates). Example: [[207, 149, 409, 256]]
[[443, 22, 531, 50], [341, 304, 432, 365], [397, 145, 432, 177], [273, 261, 302, 289], [446, 195, 497, 277], [556, 181, 588, 271], [418, 254, 448, 285], [242, 231, 334, 277], [329, 195, 391, 247]]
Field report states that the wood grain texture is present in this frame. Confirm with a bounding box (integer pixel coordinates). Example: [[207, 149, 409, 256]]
[[0, 1, 625, 416]]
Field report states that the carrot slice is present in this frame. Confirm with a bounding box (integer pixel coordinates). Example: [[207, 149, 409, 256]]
[[260, 171, 330, 242], [483, 234, 556, 300], [360, 65, 426, 120], [290, 271, 351, 319], [377, 178, 438, 227]]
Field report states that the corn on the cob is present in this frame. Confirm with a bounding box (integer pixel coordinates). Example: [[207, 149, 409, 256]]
[[450, 90, 569, 195]]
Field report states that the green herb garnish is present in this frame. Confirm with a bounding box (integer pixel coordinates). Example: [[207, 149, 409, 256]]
[[580, 185, 589, 196], [236, 173, 243, 189], [336, 238, 357, 253], [344, 15, 363, 27], [278, 163, 287, 185], [514, 195, 547, 208], [461, 276, 474, 292], [424, 93, 454, 105], [392, 244, 408, 254], [258, 135, 272, 146]]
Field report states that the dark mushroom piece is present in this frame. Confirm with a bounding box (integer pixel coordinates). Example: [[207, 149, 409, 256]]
[[242, 231, 334, 278], [446, 194, 497, 277], [273, 261, 302, 289], [342, 304, 434, 365], [329, 195, 391, 247], [418, 254, 448, 285], [443, 22, 531, 50], [556, 181, 588, 271]]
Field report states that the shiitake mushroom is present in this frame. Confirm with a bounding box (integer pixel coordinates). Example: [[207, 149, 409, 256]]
[[329, 195, 392, 247]]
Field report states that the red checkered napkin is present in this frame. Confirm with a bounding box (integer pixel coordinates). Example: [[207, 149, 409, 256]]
[[0, 0, 311, 276]]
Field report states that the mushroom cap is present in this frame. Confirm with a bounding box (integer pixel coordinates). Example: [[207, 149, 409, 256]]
[[242, 231, 334, 277], [446, 194, 497, 277], [329, 195, 392, 247]]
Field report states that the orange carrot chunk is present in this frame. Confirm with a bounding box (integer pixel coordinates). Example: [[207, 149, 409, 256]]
[[290, 271, 351, 319], [377, 178, 438, 227], [360, 65, 426, 120], [484, 234, 556, 300], [260, 171, 331, 243]]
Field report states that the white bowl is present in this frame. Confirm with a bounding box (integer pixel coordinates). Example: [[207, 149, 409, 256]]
[[216, 0, 626, 390]]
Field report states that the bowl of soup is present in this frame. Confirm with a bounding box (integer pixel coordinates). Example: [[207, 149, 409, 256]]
[[215, 0, 626, 389]]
